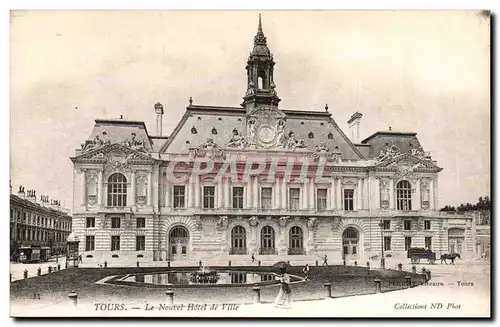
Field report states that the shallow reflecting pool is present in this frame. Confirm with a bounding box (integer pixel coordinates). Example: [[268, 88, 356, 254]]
[[120, 270, 300, 286]]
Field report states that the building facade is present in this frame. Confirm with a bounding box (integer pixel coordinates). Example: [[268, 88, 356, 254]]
[[10, 186, 73, 257], [71, 17, 473, 264]]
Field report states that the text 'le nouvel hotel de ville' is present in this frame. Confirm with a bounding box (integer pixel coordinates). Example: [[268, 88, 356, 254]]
[[70, 16, 475, 264]]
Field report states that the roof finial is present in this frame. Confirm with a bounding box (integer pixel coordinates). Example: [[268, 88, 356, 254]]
[[325, 104, 329, 112], [389, 126, 392, 131], [189, 97, 193, 106], [254, 13, 267, 45]]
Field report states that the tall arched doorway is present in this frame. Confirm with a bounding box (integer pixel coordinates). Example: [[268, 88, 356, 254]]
[[288, 226, 304, 254], [342, 227, 359, 260], [169, 226, 189, 261], [231, 225, 247, 254], [448, 228, 465, 255], [260, 226, 275, 255]]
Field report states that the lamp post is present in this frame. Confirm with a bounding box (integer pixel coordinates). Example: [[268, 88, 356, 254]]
[[379, 220, 385, 269]]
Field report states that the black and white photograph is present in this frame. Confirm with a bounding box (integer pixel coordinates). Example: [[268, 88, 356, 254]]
[[8, 10, 491, 318]]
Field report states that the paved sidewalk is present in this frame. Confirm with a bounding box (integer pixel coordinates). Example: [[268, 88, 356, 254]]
[[10, 256, 68, 281]]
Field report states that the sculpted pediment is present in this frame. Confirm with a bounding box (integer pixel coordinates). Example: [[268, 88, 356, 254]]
[[72, 143, 155, 166], [376, 153, 440, 170]]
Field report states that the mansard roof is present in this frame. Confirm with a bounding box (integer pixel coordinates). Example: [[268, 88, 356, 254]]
[[360, 130, 422, 159], [159, 104, 365, 160]]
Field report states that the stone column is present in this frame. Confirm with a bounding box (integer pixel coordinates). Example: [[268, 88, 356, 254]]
[[253, 176, 259, 209], [363, 177, 369, 209], [194, 174, 200, 208], [309, 177, 315, 209], [217, 181, 223, 208], [336, 177, 342, 210], [302, 178, 309, 209], [97, 170, 103, 205], [187, 174, 194, 208], [147, 171, 152, 206], [281, 177, 287, 209], [374, 177, 380, 210], [165, 175, 171, 207], [389, 178, 395, 210], [274, 178, 280, 209], [246, 178, 252, 208], [224, 177, 230, 208], [329, 180, 335, 209], [429, 178, 434, 210], [433, 177, 439, 210], [356, 179, 362, 210], [80, 169, 86, 206], [414, 179, 421, 210], [130, 170, 136, 206]]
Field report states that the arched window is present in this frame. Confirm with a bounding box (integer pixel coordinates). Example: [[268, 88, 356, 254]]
[[260, 226, 275, 255], [342, 227, 359, 258], [288, 226, 304, 255], [107, 173, 127, 207], [396, 180, 412, 211], [231, 226, 247, 255]]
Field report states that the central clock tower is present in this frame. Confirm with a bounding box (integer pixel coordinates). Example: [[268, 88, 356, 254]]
[[241, 14, 281, 111]]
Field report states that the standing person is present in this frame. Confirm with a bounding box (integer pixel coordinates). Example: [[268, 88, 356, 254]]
[[323, 254, 328, 266], [302, 264, 310, 280], [281, 268, 292, 308], [78, 254, 82, 263], [273, 269, 285, 308], [251, 253, 255, 264]]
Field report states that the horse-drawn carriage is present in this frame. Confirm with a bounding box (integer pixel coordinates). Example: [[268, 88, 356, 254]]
[[407, 247, 436, 264]]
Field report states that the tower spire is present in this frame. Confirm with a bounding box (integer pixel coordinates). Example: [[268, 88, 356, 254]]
[[254, 13, 267, 46], [242, 14, 281, 110]]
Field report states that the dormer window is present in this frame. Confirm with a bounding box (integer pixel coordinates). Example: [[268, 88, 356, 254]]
[[308, 132, 314, 139], [191, 127, 197, 134], [327, 132, 333, 139], [212, 128, 218, 135]]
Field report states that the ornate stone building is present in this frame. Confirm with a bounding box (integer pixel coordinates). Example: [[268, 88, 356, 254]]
[[71, 16, 473, 264]]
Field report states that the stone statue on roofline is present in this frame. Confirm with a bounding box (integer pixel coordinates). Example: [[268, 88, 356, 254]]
[[411, 146, 432, 161], [286, 132, 307, 149], [227, 129, 246, 148], [124, 132, 148, 153]]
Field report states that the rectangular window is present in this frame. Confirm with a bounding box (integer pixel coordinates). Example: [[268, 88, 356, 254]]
[[136, 217, 146, 229], [86, 217, 95, 228], [425, 237, 432, 250], [317, 188, 328, 211], [85, 236, 95, 251], [344, 189, 354, 211], [424, 220, 431, 230], [405, 237, 412, 251], [111, 217, 121, 229], [23, 212, 26, 223], [383, 220, 391, 230], [261, 187, 273, 209], [404, 220, 411, 231], [384, 236, 392, 251], [111, 236, 120, 251], [17, 211, 20, 223], [136, 235, 145, 251], [289, 188, 300, 210], [203, 186, 215, 208], [232, 187, 244, 209], [173, 185, 185, 208]]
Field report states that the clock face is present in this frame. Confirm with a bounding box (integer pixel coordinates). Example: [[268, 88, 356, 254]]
[[258, 125, 276, 143]]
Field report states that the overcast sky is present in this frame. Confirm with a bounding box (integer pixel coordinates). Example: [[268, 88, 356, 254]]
[[10, 11, 490, 212]]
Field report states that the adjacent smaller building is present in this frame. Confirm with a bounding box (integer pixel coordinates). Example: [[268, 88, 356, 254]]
[[10, 185, 73, 259]]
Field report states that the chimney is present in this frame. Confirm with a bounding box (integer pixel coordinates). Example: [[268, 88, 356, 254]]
[[26, 189, 37, 203], [17, 185, 25, 199], [154, 102, 164, 136], [347, 112, 363, 143]]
